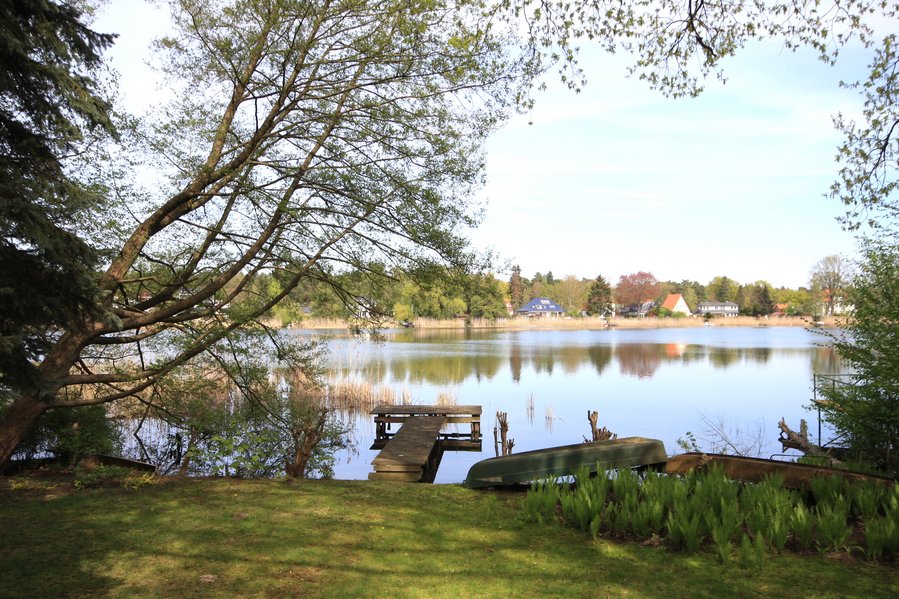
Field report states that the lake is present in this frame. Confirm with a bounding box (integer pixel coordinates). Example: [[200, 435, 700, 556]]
[[288, 325, 841, 483]]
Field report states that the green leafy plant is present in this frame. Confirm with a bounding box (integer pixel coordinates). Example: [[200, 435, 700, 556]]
[[816, 499, 852, 554], [74, 465, 133, 489], [667, 501, 704, 553], [849, 481, 884, 521], [753, 532, 767, 567], [790, 503, 815, 551], [738, 533, 754, 569], [675, 431, 701, 453], [524, 479, 559, 524], [864, 516, 899, 561], [632, 498, 664, 539], [561, 490, 595, 532], [710, 519, 733, 565], [810, 475, 845, 506]]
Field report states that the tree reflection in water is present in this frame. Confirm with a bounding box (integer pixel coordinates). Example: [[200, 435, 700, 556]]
[[284, 327, 838, 482]]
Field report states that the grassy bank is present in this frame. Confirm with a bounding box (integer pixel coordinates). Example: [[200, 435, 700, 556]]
[[1, 476, 895, 598], [285, 315, 833, 331]]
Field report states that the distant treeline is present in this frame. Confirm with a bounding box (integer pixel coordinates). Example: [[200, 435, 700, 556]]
[[251, 266, 830, 325]]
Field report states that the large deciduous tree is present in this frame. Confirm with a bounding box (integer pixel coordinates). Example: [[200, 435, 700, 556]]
[[0, 0, 534, 468], [614, 271, 660, 308], [707, 276, 738, 303], [809, 254, 854, 316], [554, 275, 586, 313], [737, 281, 774, 316]]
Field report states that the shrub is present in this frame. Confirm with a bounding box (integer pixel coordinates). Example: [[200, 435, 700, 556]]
[[12, 405, 121, 465]]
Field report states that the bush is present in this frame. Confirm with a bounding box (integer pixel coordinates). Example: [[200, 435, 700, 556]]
[[11, 405, 121, 464]]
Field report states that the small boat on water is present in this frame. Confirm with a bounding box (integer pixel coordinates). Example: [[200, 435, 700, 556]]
[[664, 452, 894, 489], [463, 436, 667, 489]]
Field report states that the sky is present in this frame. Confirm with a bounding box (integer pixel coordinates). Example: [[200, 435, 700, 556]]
[[95, 1, 867, 290]]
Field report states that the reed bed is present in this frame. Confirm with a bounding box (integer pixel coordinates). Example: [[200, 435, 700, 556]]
[[323, 379, 400, 414]]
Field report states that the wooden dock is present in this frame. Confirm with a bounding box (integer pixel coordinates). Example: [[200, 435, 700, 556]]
[[369, 416, 446, 482], [368, 405, 482, 482]]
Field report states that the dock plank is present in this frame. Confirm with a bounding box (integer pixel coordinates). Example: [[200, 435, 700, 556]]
[[370, 404, 481, 416], [371, 416, 445, 468]]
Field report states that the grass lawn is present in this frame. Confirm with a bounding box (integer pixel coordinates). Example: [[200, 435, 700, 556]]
[[1, 476, 896, 598]]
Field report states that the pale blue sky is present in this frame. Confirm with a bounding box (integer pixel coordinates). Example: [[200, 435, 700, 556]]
[[472, 44, 866, 289], [97, 1, 865, 289]]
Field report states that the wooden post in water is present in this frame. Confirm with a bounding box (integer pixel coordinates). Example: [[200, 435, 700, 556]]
[[587, 410, 617, 441], [496, 411, 513, 456]]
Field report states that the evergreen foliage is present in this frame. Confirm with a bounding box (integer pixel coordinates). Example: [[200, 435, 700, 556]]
[[508, 265, 524, 310], [0, 0, 116, 390], [585, 275, 613, 316], [14, 404, 120, 464]]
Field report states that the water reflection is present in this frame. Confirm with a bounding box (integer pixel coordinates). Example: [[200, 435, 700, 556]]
[[283, 327, 844, 482], [325, 338, 838, 385]]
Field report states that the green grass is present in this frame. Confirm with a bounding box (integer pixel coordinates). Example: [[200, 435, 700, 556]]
[[1, 477, 897, 598]]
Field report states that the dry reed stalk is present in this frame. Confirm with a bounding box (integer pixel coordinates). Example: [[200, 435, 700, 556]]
[[436, 391, 457, 406], [323, 378, 397, 413]]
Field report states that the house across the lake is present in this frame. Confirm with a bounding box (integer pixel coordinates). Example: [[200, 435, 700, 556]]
[[517, 297, 564, 318], [619, 300, 655, 318], [697, 301, 740, 317], [661, 294, 691, 316]]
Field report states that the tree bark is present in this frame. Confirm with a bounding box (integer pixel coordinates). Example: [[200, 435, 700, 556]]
[[0, 395, 48, 471], [286, 411, 327, 478], [0, 329, 89, 470]]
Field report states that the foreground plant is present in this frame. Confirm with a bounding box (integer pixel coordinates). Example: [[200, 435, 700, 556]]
[[526, 468, 899, 562]]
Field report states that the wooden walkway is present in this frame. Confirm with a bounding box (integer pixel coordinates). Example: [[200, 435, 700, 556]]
[[369, 416, 446, 482], [368, 405, 482, 482]]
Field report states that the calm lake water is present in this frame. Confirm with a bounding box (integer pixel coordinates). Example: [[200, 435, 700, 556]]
[[290, 326, 841, 484]]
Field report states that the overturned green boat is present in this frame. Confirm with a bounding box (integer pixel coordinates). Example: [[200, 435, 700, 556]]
[[463, 436, 668, 489]]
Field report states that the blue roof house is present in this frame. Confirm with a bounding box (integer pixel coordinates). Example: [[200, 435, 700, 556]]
[[516, 297, 565, 318]]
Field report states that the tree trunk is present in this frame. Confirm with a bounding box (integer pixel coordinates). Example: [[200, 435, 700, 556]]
[[0, 395, 48, 471], [285, 412, 327, 478], [0, 329, 89, 471]]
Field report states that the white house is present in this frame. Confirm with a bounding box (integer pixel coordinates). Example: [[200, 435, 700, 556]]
[[661, 294, 691, 316], [697, 301, 740, 317]]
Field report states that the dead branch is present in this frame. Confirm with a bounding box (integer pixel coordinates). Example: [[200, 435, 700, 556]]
[[778, 417, 842, 465]]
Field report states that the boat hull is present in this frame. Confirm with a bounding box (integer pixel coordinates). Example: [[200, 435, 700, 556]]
[[664, 452, 894, 488], [463, 436, 667, 489]]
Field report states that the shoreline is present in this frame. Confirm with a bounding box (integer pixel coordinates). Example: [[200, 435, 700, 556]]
[[277, 314, 838, 331]]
